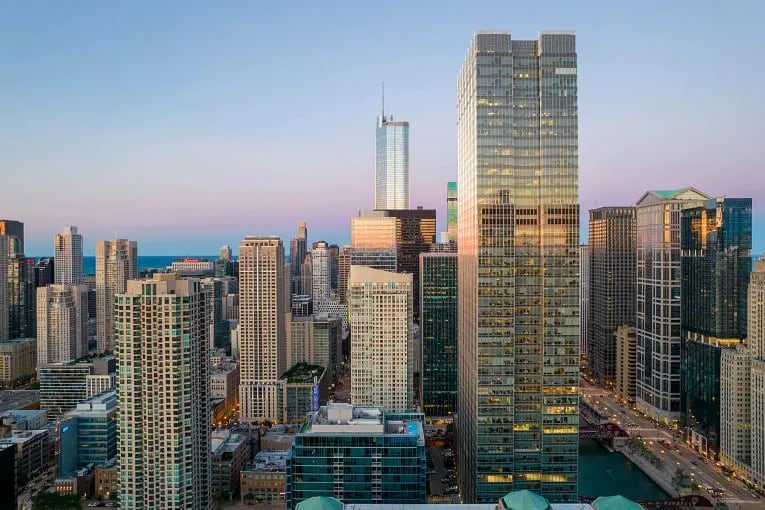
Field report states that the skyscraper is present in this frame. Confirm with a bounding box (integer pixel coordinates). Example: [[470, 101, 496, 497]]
[[447, 181, 458, 243], [311, 241, 332, 302], [456, 31, 580, 502], [420, 249, 458, 417], [220, 244, 232, 261], [0, 235, 7, 342], [375, 107, 409, 210], [290, 222, 308, 295], [348, 266, 413, 412], [635, 188, 709, 425], [588, 207, 636, 385], [350, 211, 398, 272], [116, 274, 211, 510], [37, 284, 88, 366], [95, 239, 138, 353], [580, 244, 590, 365], [238, 236, 288, 423], [7, 256, 36, 339], [0, 219, 24, 255], [681, 198, 751, 457], [54, 226, 83, 285]]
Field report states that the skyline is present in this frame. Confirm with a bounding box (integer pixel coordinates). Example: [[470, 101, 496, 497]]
[[2, 0, 764, 256]]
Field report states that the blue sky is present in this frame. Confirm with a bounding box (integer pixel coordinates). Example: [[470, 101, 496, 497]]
[[1, 0, 764, 255]]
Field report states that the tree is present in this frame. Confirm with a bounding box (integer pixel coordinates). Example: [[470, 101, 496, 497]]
[[244, 492, 256, 506], [31, 492, 81, 510], [213, 491, 230, 509]]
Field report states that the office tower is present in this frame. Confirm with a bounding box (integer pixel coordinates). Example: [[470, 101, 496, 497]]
[[287, 315, 314, 367], [0, 236, 6, 342], [456, 32, 580, 502], [681, 198, 751, 457], [239, 236, 287, 423], [329, 244, 339, 292], [580, 244, 590, 365], [350, 211, 398, 272], [615, 326, 637, 403], [348, 266, 412, 412], [57, 390, 117, 476], [38, 361, 93, 419], [278, 363, 328, 422], [375, 106, 410, 210], [37, 284, 88, 366], [35, 257, 55, 287], [285, 403, 426, 509], [54, 226, 84, 285], [0, 338, 36, 386], [313, 313, 341, 369], [290, 222, 308, 295], [115, 274, 211, 510], [300, 253, 313, 301], [338, 247, 351, 303], [291, 294, 313, 317], [720, 344, 751, 472], [202, 277, 230, 349], [447, 181, 458, 243], [311, 241, 332, 302], [0, 219, 24, 255], [220, 244, 233, 261], [7, 256, 36, 339], [634, 188, 709, 425], [95, 239, 138, 353], [588, 207, 637, 384], [420, 250, 457, 417]]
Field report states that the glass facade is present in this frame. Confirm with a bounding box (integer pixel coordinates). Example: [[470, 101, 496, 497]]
[[447, 182, 458, 243], [375, 117, 409, 210], [7, 255, 36, 339], [681, 198, 752, 456], [420, 251, 458, 417], [456, 32, 580, 503]]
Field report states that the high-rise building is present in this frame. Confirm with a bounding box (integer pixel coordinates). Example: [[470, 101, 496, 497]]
[[285, 403, 426, 509], [58, 390, 117, 472], [0, 236, 7, 342], [238, 237, 288, 423], [290, 222, 308, 296], [35, 257, 55, 288], [300, 253, 313, 301], [7, 256, 36, 340], [588, 207, 636, 384], [351, 211, 397, 252], [447, 181, 458, 243], [635, 188, 709, 426], [329, 244, 339, 293], [580, 244, 590, 365], [36, 284, 88, 366], [349, 266, 413, 412], [38, 361, 93, 419], [720, 344, 751, 473], [54, 226, 84, 285], [287, 315, 314, 368], [456, 31, 580, 502], [220, 245, 233, 261], [338, 247, 351, 303], [0, 338, 36, 386], [420, 250, 457, 417], [375, 108, 409, 210], [615, 326, 637, 403], [681, 198, 751, 457], [311, 241, 332, 302], [0, 220, 24, 255], [95, 239, 138, 353], [314, 313, 341, 370], [115, 274, 211, 510]]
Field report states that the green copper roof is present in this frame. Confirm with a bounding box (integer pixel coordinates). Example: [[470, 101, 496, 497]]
[[500, 490, 550, 510], [652, 188, 688, 198], [295, 496, 344, 510], [593, 495, 645, 510]]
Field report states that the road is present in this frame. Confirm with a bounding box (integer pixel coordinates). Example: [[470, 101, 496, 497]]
[[580, 382, 762, 508]]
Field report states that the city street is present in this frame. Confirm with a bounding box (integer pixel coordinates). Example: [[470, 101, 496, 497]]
[[580, 381, 762, 508]]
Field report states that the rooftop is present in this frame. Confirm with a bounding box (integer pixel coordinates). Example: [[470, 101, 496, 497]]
[[280, 362, 324, 383], [211, 429, 248, 454], [245, 450, 289, 472], [305, 403, 424, 438]]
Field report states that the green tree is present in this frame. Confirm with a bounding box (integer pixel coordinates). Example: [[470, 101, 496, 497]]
[[31, 492, 81, 510]]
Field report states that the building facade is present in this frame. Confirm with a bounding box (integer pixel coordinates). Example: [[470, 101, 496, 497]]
[[95, 239, 138, 353], [59, 390, 117, 470], [635, 188, 709, 425], [0, 235, 7, 342], [7, 255, 36, 340], [115, 274, 211, 510], [0, 338, 36, 387], [311, 242, 332, 302], [456, 31, 580, 502], [36, 284, 88, 366], [447, 181, 458, 243], [720, 344, 751, 474], [588, 207, 636, 384], [349, 266, 413, 413], [54, 226, 83, 285], [615, 326, 636, 403], [291, 222, 308, 296], [375, 113, 409, 210], [580, 244, 590, 365], [38, 361, 93, 420], [239, 237, 288, 423]]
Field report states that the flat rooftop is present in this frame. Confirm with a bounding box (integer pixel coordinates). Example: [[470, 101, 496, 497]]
[[245, 450, 289, 472], [280, 362, 324, 383], [306, 403, 423, 438]]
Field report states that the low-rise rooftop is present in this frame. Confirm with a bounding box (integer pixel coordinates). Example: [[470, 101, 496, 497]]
[[280, 362, 324, 384], [244, 450, 289, 472]]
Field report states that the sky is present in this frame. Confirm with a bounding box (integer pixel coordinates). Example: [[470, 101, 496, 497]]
[[1, 0, 764, 256]]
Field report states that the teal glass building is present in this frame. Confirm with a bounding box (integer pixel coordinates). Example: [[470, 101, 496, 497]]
[[285, 403, 426, 509], [681, 197, 752, 457], [420, 250, 458, 417]]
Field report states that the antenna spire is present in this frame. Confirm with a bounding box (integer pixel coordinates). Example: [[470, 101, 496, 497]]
[[381, 81, 385, 121]]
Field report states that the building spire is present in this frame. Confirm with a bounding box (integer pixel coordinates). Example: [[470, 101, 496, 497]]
[[381, 81, 385, 121]]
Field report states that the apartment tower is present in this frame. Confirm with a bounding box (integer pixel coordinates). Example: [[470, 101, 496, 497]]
[[37, 284, 88, 366], [54, 226, 83, 285], [95, 239, 138, 353]]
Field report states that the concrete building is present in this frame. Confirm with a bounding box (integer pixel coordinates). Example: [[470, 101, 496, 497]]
[[95, 239, 138, 353], [288, 315, 314, 368], [456, 31, 580, 502], [349, 266, 413, 412], [210, 365, 239, 426], [635, 188, 709, 425], [338, 247, 351, 303], [285, 403, 426, 509], [311, 241, 332, 303], [54, 226, 83, 285], [0, 338, 36, 387], [0, 429, 52, 487], [313, 313, 341, 370], [0, 409, 48, 432], [375, 108, 409, 210], [314, 300, 349, 332], [720, 344, 752, 475], [0, 235, 6, 342], [278, 363, 328, 423], [211, 429, 252, 500], [170, 257, 216, 275], [36, 284, 88, 366], [239, 237, 288, 423], [38, 361, 94, 420], [85, 373, 116, 398], [588, 207, 636, 384], [580, 244, 590, 366], [115, 274, 211, 510], [241, 450, 288, 503], [615, 326, 637, 403], [95, 460, 118, 499]]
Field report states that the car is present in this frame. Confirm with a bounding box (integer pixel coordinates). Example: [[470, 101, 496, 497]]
[[87, 504, 99, 508]]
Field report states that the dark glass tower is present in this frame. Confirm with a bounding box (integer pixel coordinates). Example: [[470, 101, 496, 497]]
[[681, 197, 752, 458], [420, 250, 458, 417]]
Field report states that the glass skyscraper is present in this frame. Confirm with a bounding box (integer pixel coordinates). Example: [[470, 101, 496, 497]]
[[375, 115, 409, 210], [447, 181, 458, 243], [456, 31, 579, 502], [681, 197, 751, 457]]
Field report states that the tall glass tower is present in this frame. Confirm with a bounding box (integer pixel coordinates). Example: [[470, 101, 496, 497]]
[[456, 31, 580, 502], [375, 113, 409, 210]]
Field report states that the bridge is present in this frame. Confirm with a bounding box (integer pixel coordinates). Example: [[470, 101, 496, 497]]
[[579, 422, 629, 439]]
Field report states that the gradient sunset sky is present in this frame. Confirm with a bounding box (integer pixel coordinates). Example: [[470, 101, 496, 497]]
[[2, 0, 764, 256]]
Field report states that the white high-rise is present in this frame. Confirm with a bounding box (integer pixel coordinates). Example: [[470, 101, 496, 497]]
[[54, 226, 83, 285], [238, 236, 288, 423], [375, 109, 409, 210], [95, 239, 138, 353], [348, 265, 412, 412], [116, 273, 210, 510], [36, 284, 88, 366], [311, 241, 332, 302], [0, 235, 7, 341]]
